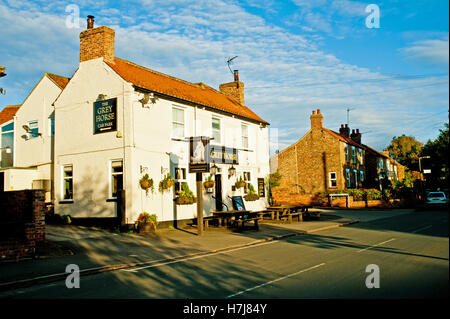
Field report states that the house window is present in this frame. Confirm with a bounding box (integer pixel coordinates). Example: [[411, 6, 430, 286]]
[[379, 158, 384, 170], [351, 146, 356, 163], [360, 170, 364, 183], [353, 169, 358, 188], [345, 168, 351, 188], [172, 107, 184, 139], [241, 124, 248, 149], [212, 117, 221, 144], [28, 120, 39, 139], [329, 172, 337, 188], [243, 171, 251, 193], [110, 160, 123, 198], [358, 148, 363, 164], [1, 122, 14, 168], [174, 167, 187, 193], [344, 145, 349, 162], [62, 165, 73, 200]]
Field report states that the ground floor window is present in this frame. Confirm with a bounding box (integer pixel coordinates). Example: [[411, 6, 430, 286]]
[[345, 168, 351, 188], [63, 165, 73, 200], [174, 167, 187, 192], [329, 172, 337, 188], [110, 160, 123, 198]]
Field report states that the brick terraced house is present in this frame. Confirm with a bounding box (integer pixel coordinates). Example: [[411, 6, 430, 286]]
[[271, 109, 405, 205]]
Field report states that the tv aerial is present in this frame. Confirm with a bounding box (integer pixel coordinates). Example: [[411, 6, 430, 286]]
[[226, 56, 238, 75]]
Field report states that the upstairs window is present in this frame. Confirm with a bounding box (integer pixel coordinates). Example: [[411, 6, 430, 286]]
[[351, 146, 356, 163], [172, 107, 184, 139], [242, 124, 249, 149], [358, 148, 363, 164], [212, 117, 221, 144], [344, 145, 349, 162]]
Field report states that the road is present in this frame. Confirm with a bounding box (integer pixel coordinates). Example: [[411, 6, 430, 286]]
[[1, 208, 448, 300]]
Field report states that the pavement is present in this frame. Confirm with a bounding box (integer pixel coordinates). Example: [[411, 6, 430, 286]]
[[0, 208, 415, 292]]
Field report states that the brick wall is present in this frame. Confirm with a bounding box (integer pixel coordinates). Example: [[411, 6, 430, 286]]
[[79, 26, 115, 64], [0, 190, 46, 262], [219, 81, 245, 105]]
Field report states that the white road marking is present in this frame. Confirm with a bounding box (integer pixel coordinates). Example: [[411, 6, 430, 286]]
[[411, 225, 433, 234], [357, 238, 396, 253], [226, 262, 326, 298], [122, 240, 278, 272]]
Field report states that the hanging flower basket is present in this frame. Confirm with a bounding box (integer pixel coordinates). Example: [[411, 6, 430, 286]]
[[159, 174, 175, 193], [175, 182, 196, 205], [235, 176, 246, 189], [203, 175, 215, 189], [139, 174, 154, 196]]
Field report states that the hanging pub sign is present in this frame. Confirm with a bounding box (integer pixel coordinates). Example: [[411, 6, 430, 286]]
[[208, 145, 239, 164], [189, 136, 210, 173], [93, 98, 117, 134]]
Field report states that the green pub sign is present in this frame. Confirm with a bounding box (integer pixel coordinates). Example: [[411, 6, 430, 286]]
[[94, 98, 117, 134]]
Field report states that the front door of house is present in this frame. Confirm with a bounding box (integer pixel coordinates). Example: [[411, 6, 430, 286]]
[[215, 174, 223, 211]]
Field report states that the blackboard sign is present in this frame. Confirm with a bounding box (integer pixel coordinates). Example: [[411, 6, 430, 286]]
[[94, 98, 117, 134], [258, 178, 265, 197], [232, 196, 246, 211]]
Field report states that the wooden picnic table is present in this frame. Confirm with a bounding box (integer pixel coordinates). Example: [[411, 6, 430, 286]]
[[211, 210, 259, 231], [257, 205, 315, 223]]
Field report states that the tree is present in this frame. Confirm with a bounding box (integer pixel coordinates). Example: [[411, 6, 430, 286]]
[[420, 123, 449, 189], [386, 135, 423, 171]]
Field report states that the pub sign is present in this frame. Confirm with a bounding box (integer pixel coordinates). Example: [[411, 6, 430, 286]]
[[189, 136, 210, 173], [94, 98, 117, 134]]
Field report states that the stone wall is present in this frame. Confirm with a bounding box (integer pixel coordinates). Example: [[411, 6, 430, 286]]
[[0, 190, 46, 262]]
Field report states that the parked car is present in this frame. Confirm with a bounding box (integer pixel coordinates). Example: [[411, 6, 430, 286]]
[[425, 192, 449, 208]]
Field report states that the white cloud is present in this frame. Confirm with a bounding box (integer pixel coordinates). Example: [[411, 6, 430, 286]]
[[400, 36, 449, 66]]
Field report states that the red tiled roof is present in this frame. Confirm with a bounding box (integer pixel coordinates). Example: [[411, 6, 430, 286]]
[[46, 73, 70, 89], [106, 57, 268, 125], [0, 105, 20, 125]]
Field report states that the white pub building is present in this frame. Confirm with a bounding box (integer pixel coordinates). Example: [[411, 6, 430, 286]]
[[45, 17, 270, 227]]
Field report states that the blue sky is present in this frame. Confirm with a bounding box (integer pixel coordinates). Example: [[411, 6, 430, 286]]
[[0, 0, 448, 154]]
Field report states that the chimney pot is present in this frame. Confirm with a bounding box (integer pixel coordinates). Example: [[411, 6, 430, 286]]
[[87, 15, 95, 29], [317, 109, 321, 114], [312, 110, 316, 115], [356, 129, 359, 133], [234, 70, 239, 82]]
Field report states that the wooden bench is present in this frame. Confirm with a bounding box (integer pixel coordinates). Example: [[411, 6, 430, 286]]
[[202, 216, 220, 229], [231, 216, 259, 231]]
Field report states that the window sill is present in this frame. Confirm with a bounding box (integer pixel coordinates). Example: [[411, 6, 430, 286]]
[[59, 200, 74, 204], [106, 198, 118, 202]]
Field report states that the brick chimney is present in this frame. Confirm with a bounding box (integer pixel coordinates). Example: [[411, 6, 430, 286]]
[[79, 16, 115, 64], [310, 109, 323, 129], [339, 124, 350, 138], [219, 70, 245, 105], [350, 128, 362, 144]]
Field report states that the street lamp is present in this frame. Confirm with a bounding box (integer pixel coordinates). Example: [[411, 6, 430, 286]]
[[418, 155, 431, 197]]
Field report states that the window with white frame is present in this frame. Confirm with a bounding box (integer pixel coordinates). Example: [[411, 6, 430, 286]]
[[172, 107, 184, 139], [360, 170, 364, 183], [344, 145, 349, 162], [62, 165, 73, 200], [27, 120, 39, 139], [353, 169, 358, 187], [241, 124, 248, 149], [212, 117, 221, 144], [379, 158, 384, 170], [329, 172, 337, 188], [110, 160, 123, 198], [174, 167, 187, 193]]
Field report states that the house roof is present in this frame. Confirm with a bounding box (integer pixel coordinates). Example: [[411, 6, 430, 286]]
[[0, 105, 21, 125], [106, 57, 269, 125], [46, 73, 70, 90], [322, 127, 364, 148]]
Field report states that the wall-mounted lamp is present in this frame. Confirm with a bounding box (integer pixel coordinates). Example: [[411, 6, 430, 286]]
[[228, 164, 236, 178], [210, 164, 219, 175], [22, 125, 42, 137]]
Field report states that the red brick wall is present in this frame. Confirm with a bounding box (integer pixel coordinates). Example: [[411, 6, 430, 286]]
[[0, 190, 46, 262], [79, 26, 115, 64]]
